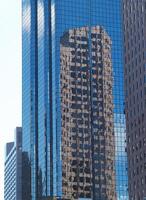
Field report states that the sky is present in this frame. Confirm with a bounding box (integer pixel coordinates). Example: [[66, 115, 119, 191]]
[[0, 0, 21, 199]]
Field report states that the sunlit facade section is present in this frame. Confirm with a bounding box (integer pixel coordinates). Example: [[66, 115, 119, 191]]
[[22, 1, 128, 199], [4, 127, 22, 200]]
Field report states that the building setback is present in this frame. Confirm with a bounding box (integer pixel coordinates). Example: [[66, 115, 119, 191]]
[[22, 0, 128, 199], [123, 0, 146, 200], [4, 127, 22, 200]]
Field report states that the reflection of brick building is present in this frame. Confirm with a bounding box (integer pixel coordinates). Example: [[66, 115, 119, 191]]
[[60, 26, 116, 200]]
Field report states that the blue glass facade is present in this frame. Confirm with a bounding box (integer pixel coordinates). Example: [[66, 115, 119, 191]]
[[22, 0, 128, 199]]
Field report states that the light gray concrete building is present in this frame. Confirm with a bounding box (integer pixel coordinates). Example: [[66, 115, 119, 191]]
[[4, 127, 22, 200]]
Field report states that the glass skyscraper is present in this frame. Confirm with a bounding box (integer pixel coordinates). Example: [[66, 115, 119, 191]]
[[22, 0, 128, 199]]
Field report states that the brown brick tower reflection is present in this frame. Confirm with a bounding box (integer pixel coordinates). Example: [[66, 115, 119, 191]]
[[60, 26, 116, 200]]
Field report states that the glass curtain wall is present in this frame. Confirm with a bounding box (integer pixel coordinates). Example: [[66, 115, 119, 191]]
[[22, 0, 128, 199]]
